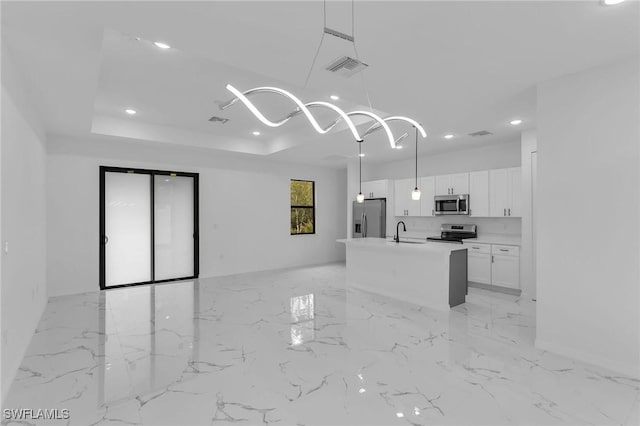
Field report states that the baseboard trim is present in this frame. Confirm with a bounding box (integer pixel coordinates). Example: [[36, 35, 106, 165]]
[[535, 338, 640, 380], [469, 281, 522, 296]]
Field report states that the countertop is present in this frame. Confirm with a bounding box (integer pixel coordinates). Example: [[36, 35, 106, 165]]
[[463, 234, 521, 246], [337, 238, 467, 254]]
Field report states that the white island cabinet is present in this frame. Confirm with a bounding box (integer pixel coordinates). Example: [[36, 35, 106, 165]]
[[338, 239, 468, 311]]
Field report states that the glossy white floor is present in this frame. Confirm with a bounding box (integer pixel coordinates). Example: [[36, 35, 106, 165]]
[[3, 263, 639, 426]]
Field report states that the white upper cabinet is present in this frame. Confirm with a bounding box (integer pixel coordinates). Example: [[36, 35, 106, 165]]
[[452, 173, 470, 194], [469, 170, 489, 217], [419, 176, 436, 217], [489, 167, 521, 217], [435, 173, 469, 195], [361, 180, 389, 199], [394, 178, 421, 217], [508, 167, 522, 217]]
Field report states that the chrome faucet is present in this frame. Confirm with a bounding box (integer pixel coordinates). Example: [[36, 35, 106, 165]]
[[395, 221, 406, 243]]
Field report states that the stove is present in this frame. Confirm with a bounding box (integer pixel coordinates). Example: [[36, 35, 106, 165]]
[[427, 224, 477, 244]]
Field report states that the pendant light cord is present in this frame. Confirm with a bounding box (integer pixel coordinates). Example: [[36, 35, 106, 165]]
[[351, 0, 373, 112], [359, 142, 362, 193], [303, 0, 327, 89], [415, 127, 418, 187]]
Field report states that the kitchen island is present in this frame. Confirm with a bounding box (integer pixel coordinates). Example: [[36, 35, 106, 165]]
[[338, 238, 468, 311]]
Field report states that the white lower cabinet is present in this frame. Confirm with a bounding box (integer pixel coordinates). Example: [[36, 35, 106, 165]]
[[491, 244, 520, 289], [463, 242, 520, 290], [468, 253, 492, 284]]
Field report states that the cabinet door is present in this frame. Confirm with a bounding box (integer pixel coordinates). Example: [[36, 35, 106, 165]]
[[419, 176, 436, 216], [469, 171, 489, 217], [508, 168, 521, 217], [360, 181, 373, 199], [491, 255, 520, 289], [394, 179, 408, 216], [489, 168, 509, 217], [468, 252, 491, 284], [360, 181, 381, 198], [394, 178, 420, 216], [435, 175, 452, 195], [451, 173, 469, 194]]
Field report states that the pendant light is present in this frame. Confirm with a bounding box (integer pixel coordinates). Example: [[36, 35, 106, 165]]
[[219, 0, 429, 150], [411, 127, 421, 200], [356, 141, 365, 203]]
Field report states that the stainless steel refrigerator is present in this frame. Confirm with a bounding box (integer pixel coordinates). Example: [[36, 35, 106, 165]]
[[353, 199, 386, 238]]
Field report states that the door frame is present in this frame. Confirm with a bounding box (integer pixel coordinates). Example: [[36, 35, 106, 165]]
[[99, 166, 199, 290]]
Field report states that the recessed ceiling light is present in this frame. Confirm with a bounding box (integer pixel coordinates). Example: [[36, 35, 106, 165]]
[[153, 41, 171, 49], [601, 0, 625, 5], [330, 95, 340, 100], [252, 131, 261, 136], [125, 108, 137, 115], [358, 153, 365, 157], [444, 134, 454, 139], [510, 119, 523, 125]]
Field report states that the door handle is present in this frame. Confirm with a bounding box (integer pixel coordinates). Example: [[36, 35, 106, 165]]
[[504, 208, 506, 216], [363, 214, 368, 237], [103, 235, 109, 244], [492, 255, 494, 263], [432, 209, 434, 216], [499, 249, 508, 252], [508, 208, 511, 216]]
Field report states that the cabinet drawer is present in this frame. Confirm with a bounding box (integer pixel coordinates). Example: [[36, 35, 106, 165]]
[[463, 242, 491, 253], [491, 244, 519, 257]]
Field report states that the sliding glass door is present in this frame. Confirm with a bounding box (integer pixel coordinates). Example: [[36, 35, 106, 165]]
[[103, 172, 152, 286], [99, 167, 199, 289]]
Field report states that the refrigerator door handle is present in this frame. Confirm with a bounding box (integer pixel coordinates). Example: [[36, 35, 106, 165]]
[[363, 214, 368, 237], [361, 212, 365, 237]]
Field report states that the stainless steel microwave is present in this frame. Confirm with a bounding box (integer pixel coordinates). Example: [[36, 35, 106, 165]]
[[434, 194, 469, 215]]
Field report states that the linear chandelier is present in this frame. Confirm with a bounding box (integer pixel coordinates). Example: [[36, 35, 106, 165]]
[[219, 84, 427, 149]]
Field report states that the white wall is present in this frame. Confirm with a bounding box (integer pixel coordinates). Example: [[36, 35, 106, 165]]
[[520, 130, 537, 298], [536, 57, 639, 378], [1, 48, 48, 402], [365, 141, 521, 181], [46, 136, 347, 297], [351, 141, 522, 238]]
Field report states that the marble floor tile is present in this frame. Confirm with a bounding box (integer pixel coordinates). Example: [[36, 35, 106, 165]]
[[3, 263, 639, 425]]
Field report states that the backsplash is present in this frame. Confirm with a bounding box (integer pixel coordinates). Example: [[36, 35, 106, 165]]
[[390, 216, 521, 239]]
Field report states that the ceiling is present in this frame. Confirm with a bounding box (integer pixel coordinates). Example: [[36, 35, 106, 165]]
[[2, 1, 639, 167]]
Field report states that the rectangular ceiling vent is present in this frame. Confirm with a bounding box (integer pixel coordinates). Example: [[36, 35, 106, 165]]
[[208, 116, 229, 124], [468, 130, 493, 137], [325, 56, 368, 78]]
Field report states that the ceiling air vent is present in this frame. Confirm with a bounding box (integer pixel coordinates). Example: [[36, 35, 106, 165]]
[[325, 56, 368, 78], [468, 130, 493, 137], [208, 116, 229, 124]]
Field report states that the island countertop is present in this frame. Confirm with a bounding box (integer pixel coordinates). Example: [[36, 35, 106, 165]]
[[337, 238, 467, 254]]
